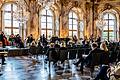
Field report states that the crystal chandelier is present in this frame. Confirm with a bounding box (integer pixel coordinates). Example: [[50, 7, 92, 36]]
[[13, 0, 29, 23], [38, 0, 53, 6], [13, 0, 56, 22], [38, 0, 55, 9]]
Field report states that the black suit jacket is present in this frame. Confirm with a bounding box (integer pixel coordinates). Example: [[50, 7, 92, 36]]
[[85, 48, 107, 67]]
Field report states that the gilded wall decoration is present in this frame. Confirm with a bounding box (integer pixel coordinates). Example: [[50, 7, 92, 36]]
[[59, 0, 74, 37], [0, 0, 120, 40], [84, 2, 91, 27]]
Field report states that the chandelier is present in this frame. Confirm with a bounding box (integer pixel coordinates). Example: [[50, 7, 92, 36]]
[[13, 0, 56, 22], [13, 0, 29, 23], [38, 0, 56, 9]]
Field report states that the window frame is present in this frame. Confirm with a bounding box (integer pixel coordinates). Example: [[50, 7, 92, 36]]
[[2, 3, 20, 36], [102, 13, 116, 41], [40, 9, 54, 39], [68, 11, 78, 38]]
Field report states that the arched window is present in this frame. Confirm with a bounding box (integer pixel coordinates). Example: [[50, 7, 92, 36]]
[[3, 3, 20, 36], [102, 13, 116, 41], [40, 9, 53, 39], [69, 11, 78, 38]]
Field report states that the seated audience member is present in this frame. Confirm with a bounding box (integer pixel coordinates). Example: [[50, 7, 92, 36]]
[[74, 41, 90, 66], [100, 42, 108, 51], [94, 42, 110, 80], [24, 39, 27, 47], [46, 43, 58, 65], [73, 35, 78, 44], [36, 41, 43, 54], [19, 40, 24, 48], [3, 34, 9, 46], [29, 42, 36, 55], [59, 43, 67, 64], [0, 41, 6, 65], [0, 31, 6, 47], [79, 42, 104, 74], [96, 35, 101, 48], [109, 42, 118, 63], [54, 40, 60, 48], [9, 34, 15, 46], [27, 34, 34, 46], [100, 42, 109, 64], [83, 41, 90, 48], [40, 34, 48, 47], [89, 34, 94, 43], [15, 34, 24, 48]]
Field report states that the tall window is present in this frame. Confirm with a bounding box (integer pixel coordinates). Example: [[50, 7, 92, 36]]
[[103, 13, 116, 41], [40, 9, 53, 39], [69, 12, 78, 38], [3, 3, 20, 36]]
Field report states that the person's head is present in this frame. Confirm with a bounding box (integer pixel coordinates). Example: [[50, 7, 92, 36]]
[[30, 34, 33, 37], [100, 42, 108, 51], [31, 41, 36, 46], [60, 42, 66, 47], [2, 31, 4, 34], [50, 43, 54, 48], [91, 42, 98, 50]]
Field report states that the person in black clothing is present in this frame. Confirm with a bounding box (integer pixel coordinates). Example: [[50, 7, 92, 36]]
[[94, 42, 110, 80], [46, 43, 58, 65], [15, 34, 24, 48], [59, 45, 67, 64], [79, 42, 105, 74], [0, 31, 5, 47], [89, 34, 94, 43], [36, 41, 43, 55], [27, 34, 34, 46], [94, 65, 109, 80], [96, 35, 101, 48], [40, 34, 48, 47], [0, 31, 6, 65], [74, 41, 90, 66], [73, 35, 78, 44], [79, 42, 110, 80]]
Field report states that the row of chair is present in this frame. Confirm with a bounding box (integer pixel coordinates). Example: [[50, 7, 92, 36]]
[[29, 45, 120, 63]]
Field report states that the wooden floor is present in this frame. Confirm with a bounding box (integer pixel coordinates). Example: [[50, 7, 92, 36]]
[[0, 56, 96, 80]]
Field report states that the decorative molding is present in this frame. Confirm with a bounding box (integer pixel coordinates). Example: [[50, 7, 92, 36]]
[[104, 3, 113, 10]]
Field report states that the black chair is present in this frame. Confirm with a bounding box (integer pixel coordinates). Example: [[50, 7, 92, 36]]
[[59, 47, 68, 64], [36, 46, 43, 55], [29, 46, 37, 58], [109, 50, 118, 63], [43, 46, 49, 54], [90, 51, 110, 76], [47, 48, 58, 74], [80, 50, 106, 76], [77, 48, 84, 59], [68, 48, 77, 60], [84, 48, 91, 55]]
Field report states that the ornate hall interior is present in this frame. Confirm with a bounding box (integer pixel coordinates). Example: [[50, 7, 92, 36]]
[[0, 0, 120, 80]]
